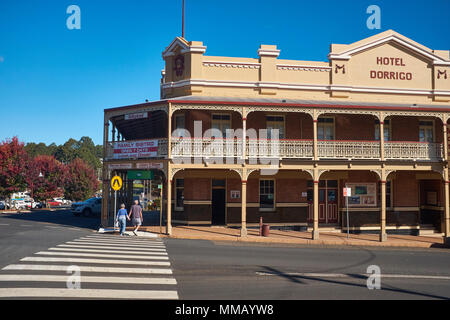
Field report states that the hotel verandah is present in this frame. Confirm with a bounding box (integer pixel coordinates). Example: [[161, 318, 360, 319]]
[[101, 30, 450, 243]]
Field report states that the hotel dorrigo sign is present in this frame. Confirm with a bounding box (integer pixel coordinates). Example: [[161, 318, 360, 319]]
[[370, 57, 412, 80]]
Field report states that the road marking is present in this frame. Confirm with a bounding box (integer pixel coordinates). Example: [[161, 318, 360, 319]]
[[57, 244, 167, 252], [2, 264, 173, 274], [0, 288, 178, 299], [70, 239, 166, 247], [80, 235, 164, 243], [20, 257, 171, 266], [48, 247, 168, 256], [0, 274, 177, 285], [35, 251, 170, 260], [85, 235, 163, 243], [0, 224, 10, 226], [20, 225, 33, 227], [256, 272, 450, 281]]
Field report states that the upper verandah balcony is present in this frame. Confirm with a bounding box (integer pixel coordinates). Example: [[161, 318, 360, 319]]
[[103, 97, 450, 163]]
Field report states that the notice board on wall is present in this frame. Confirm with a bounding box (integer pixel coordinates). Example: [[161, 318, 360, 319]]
[[345, 183, 377, 207]]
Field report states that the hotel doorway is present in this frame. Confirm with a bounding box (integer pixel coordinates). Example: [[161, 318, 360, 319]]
[[308, 180, 338, 224], [212, 180, 226, 225]]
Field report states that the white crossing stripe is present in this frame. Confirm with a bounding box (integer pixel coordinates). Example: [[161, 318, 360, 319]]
[[70, 239, 166, 247], [86, 231, 161, 241], [20, 257, 171, 266], [48, 247, 168, 255], [57, 244, 167, 252], [2, 264, 173, 274], [0, 288, 178, 299], [35, 251, 169, 260], [86, 231, 162, 241], [82, 238, 164, 245], [0, 274, 177, 285], [79, 236, 164, 244]]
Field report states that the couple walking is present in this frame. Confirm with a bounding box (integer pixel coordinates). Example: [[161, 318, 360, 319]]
[[116, 200, 143, 236]]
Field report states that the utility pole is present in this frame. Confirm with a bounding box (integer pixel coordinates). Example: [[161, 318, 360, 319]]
[[182, 0, 185, 38]]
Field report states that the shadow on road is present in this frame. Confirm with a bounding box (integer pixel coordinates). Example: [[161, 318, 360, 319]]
[[260, 266, 450, 300], [0, 209, 99, 230]]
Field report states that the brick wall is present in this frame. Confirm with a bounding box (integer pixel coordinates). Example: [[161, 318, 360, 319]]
[[276, 179, 307, 202], [227, 179, 241, 203], [393, 172, 418, 207], [335, 115, 375, 140], [184, 178, 210, 200], [391, 117, 418, 141]]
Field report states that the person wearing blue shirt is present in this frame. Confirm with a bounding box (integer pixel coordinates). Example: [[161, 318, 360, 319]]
[[116, 204, 130, 236]]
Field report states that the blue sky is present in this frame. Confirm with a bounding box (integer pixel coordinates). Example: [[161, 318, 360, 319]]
[[1, 0, 449, 145]]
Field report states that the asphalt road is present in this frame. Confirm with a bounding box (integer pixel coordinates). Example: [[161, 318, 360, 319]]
[[1, 210, 450, 300]]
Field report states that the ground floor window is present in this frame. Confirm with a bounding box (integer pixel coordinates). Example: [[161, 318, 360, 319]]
[[385, 181, 392, 208], [377, 180, 391, 208], [260, 179, 275, 210], [175, 179, 184, 210]]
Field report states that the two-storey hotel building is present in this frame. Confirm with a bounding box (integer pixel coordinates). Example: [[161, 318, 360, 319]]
[[102, 30, 450, 243]]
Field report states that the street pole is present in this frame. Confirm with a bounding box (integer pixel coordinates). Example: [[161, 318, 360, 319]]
[[114, 190, 117, 231], [346, 185, 349, 239], [159, 183, 163, 234]]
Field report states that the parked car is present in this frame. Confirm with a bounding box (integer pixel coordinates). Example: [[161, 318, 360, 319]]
[[53, 198, 72, 206], [0, 201, 7, 210], [24, 199, 36, 209], [12, 199, 27, 210], [34, 202, 44, 209], [48, 200, 62, 207], [71, 198, 102, 217]]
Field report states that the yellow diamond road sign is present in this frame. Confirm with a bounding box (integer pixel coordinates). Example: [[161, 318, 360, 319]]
[[111, 176, 123, 191]]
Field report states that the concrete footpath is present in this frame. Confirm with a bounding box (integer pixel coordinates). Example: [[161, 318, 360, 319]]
[[138, 225, 449, 249]]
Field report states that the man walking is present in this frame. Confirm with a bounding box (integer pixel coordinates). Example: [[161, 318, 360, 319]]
[[128, 200, 143, 236]]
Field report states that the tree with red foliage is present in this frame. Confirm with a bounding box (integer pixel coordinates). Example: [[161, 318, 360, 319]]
[[0, 137, 29, 206], [64, 158, 99, 202], [26, 155, 66, 204]]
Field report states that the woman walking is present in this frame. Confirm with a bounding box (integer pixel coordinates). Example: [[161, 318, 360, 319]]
[[116, 204, 129, 236], [128, 200, 143, 236]]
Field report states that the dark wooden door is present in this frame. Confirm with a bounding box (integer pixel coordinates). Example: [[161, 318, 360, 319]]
[[212, 189, 226, 225]]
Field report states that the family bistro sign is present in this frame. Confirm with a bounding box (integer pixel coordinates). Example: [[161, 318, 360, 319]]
[[370, 56, 413, 80]]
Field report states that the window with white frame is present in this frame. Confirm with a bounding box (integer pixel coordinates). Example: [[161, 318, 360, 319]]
[[374, 119, 391, 141], [212, 114, 231, 138], [317, 117, 335, 140], [175, 114, 185, 130], [260, 179, 275, 210], [174, 114, 186, 137], [419, 120, 434, 143], [175, 179, 184, 210], [266, 116, 285, 139]]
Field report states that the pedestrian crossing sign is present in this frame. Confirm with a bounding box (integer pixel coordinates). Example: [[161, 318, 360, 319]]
[[111, 176, 123, 191]]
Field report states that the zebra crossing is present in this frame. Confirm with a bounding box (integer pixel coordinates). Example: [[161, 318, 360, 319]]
[[0, 233, 178, 299]]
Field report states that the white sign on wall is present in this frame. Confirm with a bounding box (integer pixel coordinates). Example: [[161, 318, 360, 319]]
[[113, 140, 159, 159], [125, 112, 149, 121], [108, 163, 133, 170], [230, 190, 241, 199], [136, 162, 164, 169]]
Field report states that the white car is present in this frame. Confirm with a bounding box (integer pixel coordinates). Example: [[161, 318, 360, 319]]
[[53, 198, 71, 206], [13, 200, 26, 210], [71, 198, 102, 217], [24, 199, 38, 209]]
